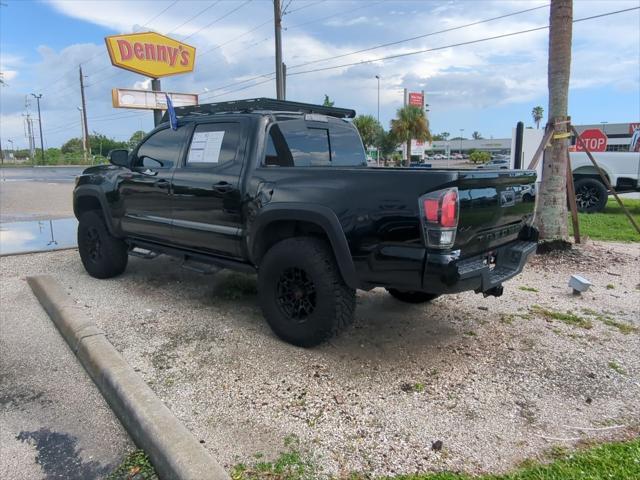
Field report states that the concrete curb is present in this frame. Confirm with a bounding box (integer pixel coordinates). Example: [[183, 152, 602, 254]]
[[27, 275, 230, 480]]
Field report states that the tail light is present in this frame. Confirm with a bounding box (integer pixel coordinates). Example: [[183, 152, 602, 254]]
[[419, 187, 459, 249]]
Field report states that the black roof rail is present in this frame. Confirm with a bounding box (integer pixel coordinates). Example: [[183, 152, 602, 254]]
[[161, 97, 356, 122]]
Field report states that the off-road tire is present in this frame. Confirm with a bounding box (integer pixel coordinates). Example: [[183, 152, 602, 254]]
[[386, 288, 439, 303], [258, 237, 356, 347], [574, 178, 608, 213], [77, 211, 128, 279]]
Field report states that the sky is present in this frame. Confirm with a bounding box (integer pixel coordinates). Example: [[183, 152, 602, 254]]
[[1, 0, 639, 150]]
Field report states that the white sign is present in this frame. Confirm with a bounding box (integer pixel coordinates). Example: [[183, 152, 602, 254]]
[[112, 88, 198, 110], [187, 131, 225, 163]]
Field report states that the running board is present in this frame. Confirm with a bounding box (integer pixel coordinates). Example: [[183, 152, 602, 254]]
[[128, 247, 159, 259], [126, 239, 256, 274]]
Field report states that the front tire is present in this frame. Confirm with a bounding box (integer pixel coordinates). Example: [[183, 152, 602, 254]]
[[386, 288, 439, 303], [258, 237, 355, 347], [77, 211, 128, 279], [575, 178, 608, 213]]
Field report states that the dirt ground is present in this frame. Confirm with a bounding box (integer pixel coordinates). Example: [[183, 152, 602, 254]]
[[1, 241, 638, 477]]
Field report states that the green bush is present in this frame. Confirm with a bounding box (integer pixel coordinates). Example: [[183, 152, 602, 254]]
[[469, 151, 491, 164]]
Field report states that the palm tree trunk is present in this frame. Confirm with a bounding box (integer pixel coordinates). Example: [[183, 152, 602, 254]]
[[535, 0, 572, 243], [406, 140, 412, 166]]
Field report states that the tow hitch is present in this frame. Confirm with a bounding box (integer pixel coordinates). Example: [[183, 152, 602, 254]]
[[483, 285, 504, 298]]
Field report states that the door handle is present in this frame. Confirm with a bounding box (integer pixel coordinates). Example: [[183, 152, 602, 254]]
[[155, 179, 170, 189], [212, 181, 233, 193]]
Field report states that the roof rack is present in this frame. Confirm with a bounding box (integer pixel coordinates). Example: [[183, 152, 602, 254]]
[[161, 97, 356, 122]]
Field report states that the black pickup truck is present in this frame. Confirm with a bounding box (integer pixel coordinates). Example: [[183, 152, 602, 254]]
[[74, 98, 538, 347]]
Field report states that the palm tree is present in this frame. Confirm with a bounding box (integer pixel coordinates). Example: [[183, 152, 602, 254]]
[[352, 115, 383, 151], [472, 131, 483, 140], [390, 105, 431, 166], [532, 106, 544, 129], [536, 0, 572, 244], [322, 94, 334, 107]]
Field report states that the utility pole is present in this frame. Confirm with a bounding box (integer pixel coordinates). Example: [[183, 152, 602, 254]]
[[273, 0, 284, 100], [151, 78, 162, 126], [375, 75, 380, 165], [282, 63, 287, 100], [78, 107, 88, 162], [24, 114, 35, 163], [79, 65, 91, 158], [31, 93, 45, 165]]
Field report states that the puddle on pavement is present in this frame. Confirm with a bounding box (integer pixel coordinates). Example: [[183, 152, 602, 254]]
[[0, 218, 78, 255]]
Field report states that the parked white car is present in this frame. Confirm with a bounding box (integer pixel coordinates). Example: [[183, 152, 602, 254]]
[[571, 151, 640, 212]]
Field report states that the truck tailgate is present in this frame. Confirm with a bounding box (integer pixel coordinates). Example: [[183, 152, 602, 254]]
[[455, 170, 537, 257]]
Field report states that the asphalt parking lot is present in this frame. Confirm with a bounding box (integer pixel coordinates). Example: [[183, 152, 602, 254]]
[[2, 241, 638, 477]]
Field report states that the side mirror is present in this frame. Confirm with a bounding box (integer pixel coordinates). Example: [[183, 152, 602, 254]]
[[108, 149, 130, 168]]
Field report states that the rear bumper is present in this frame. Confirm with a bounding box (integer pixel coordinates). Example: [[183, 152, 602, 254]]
[[422, 235, 537, 294]]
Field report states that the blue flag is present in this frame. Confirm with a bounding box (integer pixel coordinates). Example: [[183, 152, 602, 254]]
[[165, 94, 177, 130]]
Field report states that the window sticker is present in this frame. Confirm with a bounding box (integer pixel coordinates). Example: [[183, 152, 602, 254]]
[[188, 131, 225, 163]]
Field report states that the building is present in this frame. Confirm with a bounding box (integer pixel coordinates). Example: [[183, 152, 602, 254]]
[[423, 122, 639, 155]]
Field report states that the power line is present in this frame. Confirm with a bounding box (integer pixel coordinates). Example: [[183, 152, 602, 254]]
[[287, 4, 550, 71], [284, 0, 326, 16], [182, 0, 253, 41], [200, 4, 638, 101], [285, 1, 382, 30], [197, 18, 273, 58], [167, 1, 221, 35], [286, 5, 640, 77]]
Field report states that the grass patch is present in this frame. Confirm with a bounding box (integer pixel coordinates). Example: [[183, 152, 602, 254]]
[[569, 198, 640, 242], [107, 450, 158, 480], [580, 308, 637, 334], [385, 439, 640, 479], [231, 436, 318, 480], [608, 361, 626, 375], [529, 305, 592, 329], [518, 286, 538, 292]]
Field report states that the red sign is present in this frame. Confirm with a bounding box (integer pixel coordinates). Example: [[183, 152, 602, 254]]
[[575, 129, 607, 152], [629, 123, 640, 134], [408, 92, 423, 107]]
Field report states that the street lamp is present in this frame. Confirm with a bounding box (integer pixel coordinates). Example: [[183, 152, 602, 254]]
[[600, 121, 608, 135], [30, 93, 45, 165], [459, 128, 464, 154], [375, 75, 380, 165]]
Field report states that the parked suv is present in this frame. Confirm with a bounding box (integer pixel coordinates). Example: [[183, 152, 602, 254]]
[[74, 98, 538, 347]]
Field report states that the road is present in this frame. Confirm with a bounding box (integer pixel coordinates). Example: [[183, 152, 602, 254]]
[[0, 166, 85, 183]]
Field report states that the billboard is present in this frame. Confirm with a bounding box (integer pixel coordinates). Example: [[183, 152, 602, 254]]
[[112, 88, 198, 110], [408, 92, 424, 107], [105, 32, 196, 78]]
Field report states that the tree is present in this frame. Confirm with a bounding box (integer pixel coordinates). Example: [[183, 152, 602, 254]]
[[536, 0, 572, 245], [472, 131, 483, 140], [531, 106, 544, 129], [376, 130, 400, 165], [441, 131, 450, 140], [88, 132, 127, 157], [352, 115, 383, 151], [322, 94, 334, 107], [128, 130, 146, 149], [469, 151, 490, 164], [61, 138, 83, 155], [390, 105, 431, 166]]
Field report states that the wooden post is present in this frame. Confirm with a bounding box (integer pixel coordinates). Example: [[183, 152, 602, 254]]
[[565, 148, 580, 243], [571, 125, 640, 235]]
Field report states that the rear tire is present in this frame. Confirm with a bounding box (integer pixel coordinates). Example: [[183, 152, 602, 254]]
[[258, 237, 355, 347], [575, 178, 608, 213], [386, 288, 439, 303], [77, 211, 128, 279]]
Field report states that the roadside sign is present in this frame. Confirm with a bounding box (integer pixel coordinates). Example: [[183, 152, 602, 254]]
[[408, 92, 423, 107], [105, 32, 196, 78], [575, 128, 607, 152], [112, 88, 198, 110]]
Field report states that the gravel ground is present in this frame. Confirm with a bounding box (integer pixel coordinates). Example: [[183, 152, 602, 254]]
[[1, 241, 638, 478]]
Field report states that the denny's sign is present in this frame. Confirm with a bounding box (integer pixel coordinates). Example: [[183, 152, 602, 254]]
[[105, 32, 196, 78]]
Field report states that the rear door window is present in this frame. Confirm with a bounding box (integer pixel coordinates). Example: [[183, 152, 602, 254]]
[[265, 120, 330, 167]]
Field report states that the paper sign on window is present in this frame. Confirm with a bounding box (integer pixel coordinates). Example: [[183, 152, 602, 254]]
[[187, 131, 225, 163]]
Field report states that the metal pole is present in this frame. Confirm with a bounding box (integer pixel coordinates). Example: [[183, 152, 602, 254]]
[[282, 63, 287, 100], [459, 129, 464, 154], [151, 78, 163, 126], [31, 94, 45, 165], [273, 0, 284, 100], [79, 66, 91, 158]]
